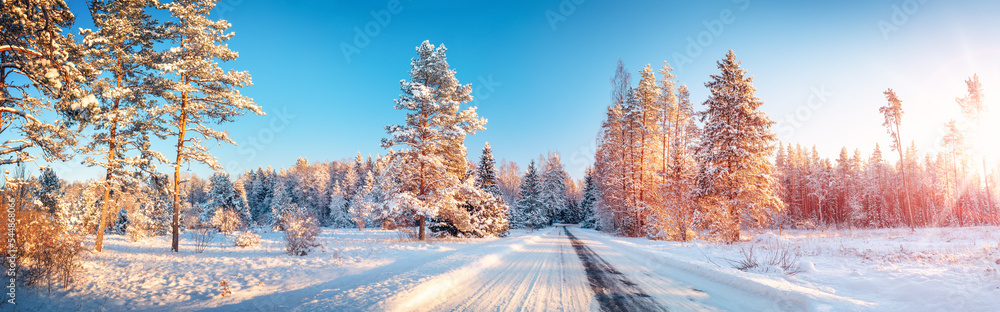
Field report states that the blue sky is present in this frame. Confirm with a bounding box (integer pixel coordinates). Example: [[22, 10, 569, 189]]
[[46, 0, 1000, 181]]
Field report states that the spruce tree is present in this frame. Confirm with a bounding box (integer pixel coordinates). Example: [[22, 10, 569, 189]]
[[34, 167, 62, 214], [513, 160, 545, 229], [470, 142, 509, 237], [539, 153, 568, 225], [201, 171, 250, 229], [695, 50, 781, 243], [580, 167, 599, 229], [476, 142, 501, 197], [328, 183, 353, 228]]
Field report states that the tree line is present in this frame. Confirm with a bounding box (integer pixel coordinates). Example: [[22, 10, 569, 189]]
[[584, 52, 998, 243]]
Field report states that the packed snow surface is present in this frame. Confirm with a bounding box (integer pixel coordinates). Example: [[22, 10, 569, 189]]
[[13, 225, 1000, 311]]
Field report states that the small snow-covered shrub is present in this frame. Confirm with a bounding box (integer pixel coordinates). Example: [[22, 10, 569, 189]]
[[211, 209, 243, 233], [235, 231, 261, 248], [189, 228, 217, 253], [126, 210, 156, 242], [113, 208, 129, 235], [725, 242, 804, 276], [283, 211, 320, 256]]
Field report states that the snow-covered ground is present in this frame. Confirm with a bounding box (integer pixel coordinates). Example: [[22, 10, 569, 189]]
[[11, 225, 1000, 311]]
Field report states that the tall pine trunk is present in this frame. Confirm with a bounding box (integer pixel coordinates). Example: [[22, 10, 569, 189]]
[[95, 59, 123, 252], [171, 75, 188, 253], [895, 122, 914, 230]]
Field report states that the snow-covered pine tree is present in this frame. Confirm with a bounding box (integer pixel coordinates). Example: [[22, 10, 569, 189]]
[[348, 170, 375, 230], [475, 143, 501, 197], [539, 153, 568, 226], [381, 41, 486, 240], [460, 182, 509, 237], [270, 175, 299, 231], [1, 0, 91, 166], [114, 208, 128, 235], [513, 160, 545, 229], [833, 147, 857, 226], [78, 0, 167, 252], [593, 60, 633, 235], [328, 182, 353, 228], [695, 50, 781, 243], [370, 152, 403, 228], [580, 167, 599, 229], [633, 64, 661, 235], [454, 143, 510, 237], [620, 87, 643, 234], [289, 157, 331, 223], [34, 167, 62, 214], [655, 83, 700, 241], [157, 0, 263, 252], [201, 171, 250, 229], [341, 159, 360, 211], [245, 168, 276, 224], [59, 180, 102, 232], [144, 172, 172, 234]]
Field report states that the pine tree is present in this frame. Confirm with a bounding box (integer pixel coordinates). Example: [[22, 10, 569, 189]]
[[475, 143, 501, 197], [381, 41, 486, 240], [34, 167, 62, 214], [656, 83, 700, 241], [348, 170, 375, 230], [468, 190, 509, 237], [633, 64, 661, 235], [246, 167, 275, 225], [60, 180, 102, 231], [201, 171, 250, 228], [328, 182, 353, 228], [114, 208, 129, 235], [78, 0, 168, 252], [341, 159, 360, 208], [469, 142, 509, 236], [513, 160, 545, 229], [580, 167, 599, 229], [144, 172, 172, 234], [369, 154, 400, 228], [158, 0, 263, 252], [593, 59, 631, 235], [539, 153, 568, 225], [270, 176, 299, 231], [1, 0, 91, 166], [695, 50, 781, 243], [880, 89, 915, 229], [288, 157, 331, 223]]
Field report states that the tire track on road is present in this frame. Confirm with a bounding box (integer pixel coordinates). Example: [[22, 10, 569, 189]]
[[564, 226, 666, 312]]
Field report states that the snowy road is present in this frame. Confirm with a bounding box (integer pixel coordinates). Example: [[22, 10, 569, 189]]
[[31, 225, 991, 311], [208, 225, 764, 312]]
